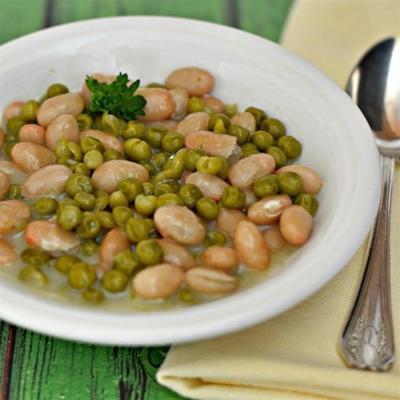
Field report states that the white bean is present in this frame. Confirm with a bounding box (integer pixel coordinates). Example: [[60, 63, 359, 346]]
[[18, 124, 46, 145], [202, 246, 238, 271], [264, 226, 286, 252], [230, 112, 256, 133], [185, 172, 228, 200], [45, 114, 80, 150], [176, 112, 209, 136], [165, 67, 214, 96], [202, 96, 224, 113], [186, 267, 239, 294], [0, 161, 26, 176], [157, 239, 196, 269], [144, 120, 178, 131], [0, 172, 10, 200], [81, 130, 124, 153], [2, 101, 23, 121], [216, 207, 247, 238], [133, 263, 184, 299], [280, 205, 313, 246], [0, 200, 31, 237], [169, 88, 189, 120], [11, 142, 55, 173], [248, 194, 292, 225], [277, 165, 322, 194], [244, 187, 257, 207], [154, 205, 206, 245], [137, 88, 175, 122], [0, 239, 17, 267]]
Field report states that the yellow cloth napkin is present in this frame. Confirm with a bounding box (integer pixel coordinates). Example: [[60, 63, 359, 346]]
[[157, 1, 400, 399]]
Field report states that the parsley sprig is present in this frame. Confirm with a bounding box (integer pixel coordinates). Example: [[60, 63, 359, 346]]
[[85, 73, 146, 120]]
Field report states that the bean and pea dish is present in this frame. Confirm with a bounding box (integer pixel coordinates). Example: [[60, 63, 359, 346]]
[[0, 67, 322, 307]]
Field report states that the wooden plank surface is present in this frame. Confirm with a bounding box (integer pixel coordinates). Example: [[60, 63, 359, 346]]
[[0, 1, 293, 399]]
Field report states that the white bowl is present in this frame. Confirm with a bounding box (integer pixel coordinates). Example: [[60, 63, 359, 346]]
[[0, 16, 380, 345]]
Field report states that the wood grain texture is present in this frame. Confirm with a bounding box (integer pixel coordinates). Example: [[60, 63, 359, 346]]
[[0, 0, 293, 399]]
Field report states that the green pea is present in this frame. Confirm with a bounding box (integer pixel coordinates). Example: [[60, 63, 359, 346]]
[[46, 83, 69, 98], [5, 130, 19, 143], [150, 152, 169, 171], [80, 136, 104, 153], [82, 288, 104, 303], [55, 255, 80, 274], [5, 184, 21, 199], [195, 156, 224, 175], [74, 191, 96, 211], [66, 174, 94, 197], [185, 149, 206, 171], [261, 118, 286, 139], [241, 143, 259, 157], [68, 142, 83, 162], [112, 206, 133, 227], [203, 230, 227, 247], [144, 218, 156, 237], [54, 138, 70, 159], [251, 130, 274, 151], [57, 204, 82, 230], [101, 269, 128, 293], [68, 262, 96, 289], [57, 157, 71, 167], [245, 106, 267, 127], [144, 126, 167, 148], [76, 113, 93, 131], [278, 171, 303, 196], [124, 138, 152, 162], [19, 266, 48, 285], [70, 162, 91, 176], [6, 117, 25, 136], [3, 142, 16, 158], [153, 181, 180, 196], [76, 213, 101, 239], [195, 197, 219, 220], [81, 240, 98, 256], [93, 190, 109, 211], [187, 96, 205, 113], [217, 157, 229, 180], [221, 186, 246, 209], [20, 100, 40, 122], [224, 103, 238, 118], [146, 82, 165, 88], [179, 183, 203, 209], [179, 288, 196, 303], [208, 113, 230, 131], [161, 131, 184, 153], [101, 112, 123, 136], [122, 121, 145, 140], [83, 149, 103, 169], [125, 218, 150, 243], [118, 178, 143, 202], [142, 182, 154, 195], [136, 239, 163, 266], [155, 148, 187, 181], [267, 146, 287, 168], [156, 193, 184, 208], [134, 194, 157, 216], [58, 198, 79, 210], [253, 175, 279, 198], [109, 190, 129, 208], [295, 193, 319, 216], [213, 118, 226, 134], [96, 211, 116, 229], [21, 248, 51, 266], [114, 250, 141, 274], [139, 161, 156, 174], [34, 197, 58, 215], [227, 124, 250, 145], [103, 148, 122, 161], [277, 135, 302, 159]]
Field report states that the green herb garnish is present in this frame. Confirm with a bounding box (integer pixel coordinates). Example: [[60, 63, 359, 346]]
[[85, 73, 146, 121]]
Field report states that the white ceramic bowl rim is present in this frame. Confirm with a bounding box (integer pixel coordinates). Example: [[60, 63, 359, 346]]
[[0, 16, 380, 345]]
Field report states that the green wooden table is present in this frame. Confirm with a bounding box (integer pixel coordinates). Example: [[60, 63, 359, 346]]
[[0, 1, 292, 399]]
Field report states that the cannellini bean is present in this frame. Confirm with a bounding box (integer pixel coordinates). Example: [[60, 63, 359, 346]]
[[137, 88, 175, 122], [186, 267, 238, 294], [81, 130, 123, 153], [230, 112, 256, 133], [235, 220, 271, 270], [11, 142, 56, 173], [176, 112, 209, 136], [25, 221, 79, 253], [92, 160, 149, 193], [169, 88, 189, 120], [133, 263, 184, 299], [277, 165, 322, 194], [21, 165, 72, 200], [228, 153, 275, 188], [157, 239, 196, 269], [0, 200, 31, 237], [185, 131, 238, 159], [248, 195, 292, 225], [0, 161, 26, 176], [202, 246, 238, 271], [185, 172, 228, 200], [0, 127, 4, 147], [264, 226, 286, 252], [19, 124, 46, 145], [99, 228, 130, 274], [280, 205, 313, 246], [144, 120, 178, 131], [154, 205, 206, 245], [202, 96, 224, 113], [0, 239, 17, 267], [165, 67, 214, 96], [2, 101, 23, 121], [45, 114, 80, 150], [81, 73, 115, 107], [0, 172, 10, 200], [244, 188, 257, 207], [37, 93, 84, 126], [216, 207, 247, 238]]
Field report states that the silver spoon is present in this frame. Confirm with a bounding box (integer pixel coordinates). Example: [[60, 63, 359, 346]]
[[340, 37, 399, 371]]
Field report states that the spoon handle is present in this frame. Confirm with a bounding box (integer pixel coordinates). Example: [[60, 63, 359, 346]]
[[340, 155, 395, 371]]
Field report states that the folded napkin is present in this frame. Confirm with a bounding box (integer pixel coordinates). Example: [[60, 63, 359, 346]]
[[157, 1, 400, 399]]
